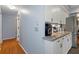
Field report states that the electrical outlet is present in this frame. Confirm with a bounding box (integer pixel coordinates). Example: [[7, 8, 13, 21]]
[[51, 18, 53, 22]]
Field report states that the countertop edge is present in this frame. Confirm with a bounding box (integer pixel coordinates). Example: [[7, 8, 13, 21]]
[[43, 32, 71, 41]]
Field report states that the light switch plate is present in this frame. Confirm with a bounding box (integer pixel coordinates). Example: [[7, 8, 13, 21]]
[[34, 27, 39, 32], [51, 18, 53, 22]]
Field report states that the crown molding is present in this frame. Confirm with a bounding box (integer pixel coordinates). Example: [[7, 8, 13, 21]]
[[60, 5, 70, 14]]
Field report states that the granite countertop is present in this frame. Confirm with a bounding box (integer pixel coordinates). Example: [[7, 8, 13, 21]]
[[43, 31, 70, 41]]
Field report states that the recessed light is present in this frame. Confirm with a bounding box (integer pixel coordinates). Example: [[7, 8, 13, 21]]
[[51, 8, 61, 12], [77, 14, 79, 17], [20, 9, 30, 14], [78, 18, 79, 21]]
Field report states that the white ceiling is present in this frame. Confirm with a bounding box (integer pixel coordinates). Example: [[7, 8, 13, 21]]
[[1, 5, 18, 15], [68, 5, 79, 9], [67, 5, 79, 13], [1, 5, 79, 15], [1, 5, 31, 15]]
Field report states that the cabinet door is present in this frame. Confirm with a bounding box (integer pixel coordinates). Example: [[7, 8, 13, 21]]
[[63, 34, 72, 54], [45, 6, 53, 22], [44, 38, 63, 54], [69, 33, 72, 48], [62, 36, 68, 54], [53, 38, 63, 54], [67, 33, 72, 51]]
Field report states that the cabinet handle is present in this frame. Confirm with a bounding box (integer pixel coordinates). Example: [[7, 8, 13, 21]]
[[60, 44, 62, 48]]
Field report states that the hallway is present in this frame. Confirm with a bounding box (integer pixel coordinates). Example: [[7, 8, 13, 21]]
[[0, 38, 25, 54]]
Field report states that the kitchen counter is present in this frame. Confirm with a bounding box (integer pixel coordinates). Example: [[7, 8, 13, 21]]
[[43, 31, 71, 41]]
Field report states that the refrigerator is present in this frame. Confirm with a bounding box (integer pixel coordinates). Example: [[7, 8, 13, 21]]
[[0, 8, 2, 43], [66, 16, 78, 48]]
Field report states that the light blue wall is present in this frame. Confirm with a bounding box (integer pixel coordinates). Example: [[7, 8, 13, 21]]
[[2, 13, 17, 40], [20, 6, 45, 54]]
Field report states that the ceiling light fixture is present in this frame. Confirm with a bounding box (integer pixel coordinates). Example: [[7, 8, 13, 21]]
[[52, 8, 61, 12], [6, 6, 30, 14], [20, 9, 30, 14], [78, 18, 79, 21], [77, 13, 79, 17], [7, 5, 17, 10]]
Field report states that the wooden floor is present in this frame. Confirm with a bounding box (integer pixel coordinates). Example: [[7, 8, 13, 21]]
[[0, 38, 25, 54]]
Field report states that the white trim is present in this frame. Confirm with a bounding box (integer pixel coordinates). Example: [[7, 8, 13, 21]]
[[16, 10, 20, 42], [18, 42, 28, 54], [2, 37, 16, 40], [61, 6, 69, 14], [2, 37, 27, 53]]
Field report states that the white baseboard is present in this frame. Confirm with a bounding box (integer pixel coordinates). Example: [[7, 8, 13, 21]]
[[3, 37, 16, 40], [2, 37, 28, 54], [18, 42, 28, 54]]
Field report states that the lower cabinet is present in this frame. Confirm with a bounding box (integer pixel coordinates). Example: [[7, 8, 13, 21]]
[[44, 38, 63, 54], [62, 36, 68, 54], [44, 33, 72, 54], [66, 34, 72, 51], [62, 33, 72, 54]]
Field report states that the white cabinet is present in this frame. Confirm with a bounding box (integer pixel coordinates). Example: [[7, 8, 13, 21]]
[[44, 33, 72, 54], [66, 33, 72, 51], [62, 36, 68, 54], [63, 33, 72, 54], [44, 38, 63, 54], [62, 36, 69, 54], [45, 6, 61, 23], [44, 6, 68, 24], [44, 6, 53, 22], [62, 33, 72, 54]]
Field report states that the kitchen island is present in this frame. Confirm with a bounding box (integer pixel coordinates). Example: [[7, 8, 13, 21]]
[[43, 31, 72, 54]]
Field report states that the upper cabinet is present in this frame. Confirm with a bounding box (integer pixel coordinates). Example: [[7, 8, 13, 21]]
[[44, 6, 53, 22], [44, 6, 69, 24]]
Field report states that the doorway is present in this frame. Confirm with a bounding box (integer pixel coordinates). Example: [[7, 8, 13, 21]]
[[1, 6, 20, 42], [0, 6, 23, 54], [77, 19, 79, 46]]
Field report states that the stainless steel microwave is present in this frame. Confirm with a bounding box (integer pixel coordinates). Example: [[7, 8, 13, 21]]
[[45, 23, 52, 36]]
